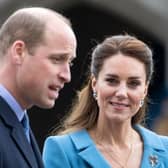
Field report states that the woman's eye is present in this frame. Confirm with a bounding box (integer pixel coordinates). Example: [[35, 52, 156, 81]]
[[106, 78, 118, 85], [128, 81, 140, 88]]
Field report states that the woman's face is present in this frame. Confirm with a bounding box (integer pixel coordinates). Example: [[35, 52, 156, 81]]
[[92, 54, 148, 123]]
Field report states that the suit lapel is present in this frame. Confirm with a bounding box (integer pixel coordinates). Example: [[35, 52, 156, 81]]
[[0, 97, 41, 168], [11, 126, 38, 168], [70, 129, 110, 168], [30, 129, 44, 168]]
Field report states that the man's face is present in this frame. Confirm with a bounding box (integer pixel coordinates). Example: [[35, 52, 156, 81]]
[[16, 23, 77, 109]]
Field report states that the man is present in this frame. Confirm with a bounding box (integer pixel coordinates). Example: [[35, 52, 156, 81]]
[[0, 7, 77, 168]]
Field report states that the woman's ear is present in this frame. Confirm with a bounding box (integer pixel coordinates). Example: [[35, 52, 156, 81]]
[[91, 76, 97, 92], [143, 82, 149, 98]]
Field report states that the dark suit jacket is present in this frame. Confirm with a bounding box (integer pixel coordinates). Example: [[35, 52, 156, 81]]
[[0, 96, 44, 168]]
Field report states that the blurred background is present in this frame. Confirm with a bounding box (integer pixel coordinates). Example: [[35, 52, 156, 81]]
[[0, 0, 167, 150]]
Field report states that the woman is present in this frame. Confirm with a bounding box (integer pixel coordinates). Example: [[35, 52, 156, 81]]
[[43, 35, 168, 168]]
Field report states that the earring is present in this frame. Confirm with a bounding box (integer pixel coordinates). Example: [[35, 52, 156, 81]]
[[139, 99, 144, 107], [93, 91, 97, 100]]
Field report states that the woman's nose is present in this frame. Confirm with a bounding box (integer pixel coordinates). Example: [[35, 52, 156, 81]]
[[115, 83, 128, 98]]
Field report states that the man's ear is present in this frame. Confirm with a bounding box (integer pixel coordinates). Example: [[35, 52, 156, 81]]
[[11, 40, 26, 65]]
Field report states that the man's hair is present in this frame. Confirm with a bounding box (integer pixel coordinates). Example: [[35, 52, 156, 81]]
[[0, 7, 71, 56]]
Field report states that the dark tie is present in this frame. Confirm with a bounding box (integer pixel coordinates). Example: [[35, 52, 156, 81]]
[[21, 113, 30, 143]]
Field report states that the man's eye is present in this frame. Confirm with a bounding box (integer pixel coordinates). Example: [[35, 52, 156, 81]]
[[49, 57, 59, 63], [69, 61, 73, 67]]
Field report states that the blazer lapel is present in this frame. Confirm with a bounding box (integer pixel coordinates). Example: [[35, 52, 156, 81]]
[[141, 147, 164, 168], [135, 126, 166, 168], [70, 129, 110, 168]]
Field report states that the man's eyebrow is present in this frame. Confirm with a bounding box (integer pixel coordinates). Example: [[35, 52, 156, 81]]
[[49, 53, 76, 61]]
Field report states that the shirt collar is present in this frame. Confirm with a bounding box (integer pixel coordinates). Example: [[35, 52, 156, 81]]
[[0, 84, 26, 121]]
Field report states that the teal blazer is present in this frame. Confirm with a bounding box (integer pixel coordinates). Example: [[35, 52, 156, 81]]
[[43, 125, 168, 168]]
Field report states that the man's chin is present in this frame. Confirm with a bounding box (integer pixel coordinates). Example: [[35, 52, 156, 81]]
[[37, 100, 56, 109]]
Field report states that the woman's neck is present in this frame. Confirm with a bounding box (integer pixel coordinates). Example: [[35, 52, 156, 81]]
[[90, 119, 134, 147], [88, 120, 143, 168]]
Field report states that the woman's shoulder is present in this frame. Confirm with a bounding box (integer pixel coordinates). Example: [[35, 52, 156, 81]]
[[43, 131, 78, 158], [45, 133, 70, 142], [44, 132, 73, 147], [157, 134, 168, 147], [136, 125, 168, 138], [135, 125, 168, 149], [44, 129, 87, 147], [43, 128, 90, 161]]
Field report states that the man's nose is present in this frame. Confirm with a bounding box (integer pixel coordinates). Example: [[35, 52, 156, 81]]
[[59, 64, 71, 83]]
